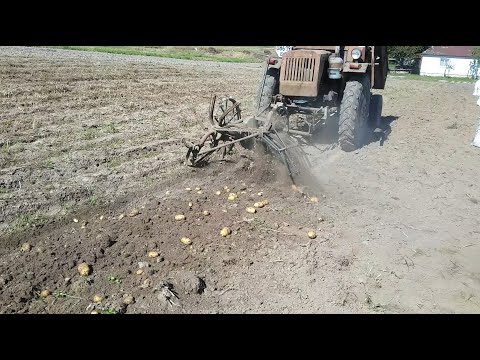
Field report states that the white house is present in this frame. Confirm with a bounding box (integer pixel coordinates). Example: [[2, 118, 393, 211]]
[[420, 46, 479, 78]]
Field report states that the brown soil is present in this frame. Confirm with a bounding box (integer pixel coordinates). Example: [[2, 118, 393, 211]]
[[1, 47, 480, 314]]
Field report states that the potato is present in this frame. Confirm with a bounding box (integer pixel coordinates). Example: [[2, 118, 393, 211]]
[[185, 187, 192, 191], [128, 208, 140, 217], [40, 289, 50, 298], [90, 311, 99, 314], [203, 210, 210, 216], [215, 190, 221, 195], [175, 214, 186, 221], [224, 186, 229, 190], [136, 269, 144, 275], [197, 190, 203, 194], [148, 251, 159, 258], [93, 294, 104, 303], [220, 227, 231, 237], [195, 187, 201, 191], [73, 218, 79, 223], [188, 202, 193, 208], [123, 294, 135, 305], [253, 202, 264, 208], [180, 237, 192, 245], [20, 243, 31, 252], [77, 262, 91, 276], [246, 207, 256, 214], [310, 197, 319, 203], [228, 193, 238, 201], [257, 192, 263, 196], [261, 199, 269, 206], [307, 230, 317, 239], [141, 279, 152, 289]]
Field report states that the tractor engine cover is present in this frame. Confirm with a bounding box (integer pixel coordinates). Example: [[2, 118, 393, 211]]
[[279, 49, 331, 97]]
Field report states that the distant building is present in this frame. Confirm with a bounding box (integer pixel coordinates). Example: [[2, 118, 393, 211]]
[[420, 46, 479, 78]]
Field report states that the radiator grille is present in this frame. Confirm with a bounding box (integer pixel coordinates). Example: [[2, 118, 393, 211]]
[[282, 56, 317, 82], [279, 50, 329, 97]]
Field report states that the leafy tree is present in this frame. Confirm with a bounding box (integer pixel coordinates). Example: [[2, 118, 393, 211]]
[[388, 46, 429, 67], [443, 59, 454, 77], [469, 47, 480, 79]]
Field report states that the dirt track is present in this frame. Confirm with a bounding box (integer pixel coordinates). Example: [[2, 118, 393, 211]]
[[1, 47, 480, 314]]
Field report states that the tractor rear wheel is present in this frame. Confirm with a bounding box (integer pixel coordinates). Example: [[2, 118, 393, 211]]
[[338, 75, 371, 152], [253, 66, 279, 116]]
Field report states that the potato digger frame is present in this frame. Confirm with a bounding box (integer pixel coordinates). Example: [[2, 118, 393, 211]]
[[182, 93, 313, 179]]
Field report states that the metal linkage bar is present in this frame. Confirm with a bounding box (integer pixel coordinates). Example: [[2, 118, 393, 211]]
[[196, 132, 262, 157]]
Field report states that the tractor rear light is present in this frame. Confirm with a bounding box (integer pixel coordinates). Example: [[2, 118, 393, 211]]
[[349, 63, 361, 69], [267, 57, 277, 65]]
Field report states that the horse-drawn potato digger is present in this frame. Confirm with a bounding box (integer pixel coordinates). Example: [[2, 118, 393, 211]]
[[183, 46, 388, 180]]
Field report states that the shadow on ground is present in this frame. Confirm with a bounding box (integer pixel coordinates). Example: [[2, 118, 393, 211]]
[[364, 115, 399, 147], [309, 115, 399, 150]]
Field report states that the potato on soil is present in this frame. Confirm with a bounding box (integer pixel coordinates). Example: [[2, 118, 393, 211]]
[[220, 227, 231, 237], [77, 263, 91, 276], [123, 294, 135, 305], [180, 237, 192, 245], [20, 243, 31, 252], [128, 208, 140, 217]]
